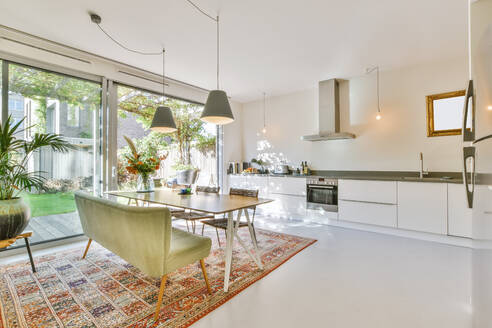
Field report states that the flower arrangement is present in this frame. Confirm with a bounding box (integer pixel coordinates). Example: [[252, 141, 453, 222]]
[[123, 136, 167, 191]]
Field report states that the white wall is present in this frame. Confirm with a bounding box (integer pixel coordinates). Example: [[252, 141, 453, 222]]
[[242, 57, 468, 172]]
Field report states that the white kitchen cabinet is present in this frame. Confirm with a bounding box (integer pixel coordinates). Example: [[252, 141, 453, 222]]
[[397, 182, 447, 235], [268, 176, 306, 196], [339, 179, 397, 204], [228, 175, 246, 189], [260, 193, 307, 218], [447, 183, 472, 238], [339, 200, 397, 227]]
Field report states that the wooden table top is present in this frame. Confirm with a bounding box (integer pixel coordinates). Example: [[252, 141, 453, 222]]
[[106, 189, 273, 214]]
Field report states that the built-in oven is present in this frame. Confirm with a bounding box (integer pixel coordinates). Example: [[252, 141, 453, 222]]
[[306, 177, 338, 212]]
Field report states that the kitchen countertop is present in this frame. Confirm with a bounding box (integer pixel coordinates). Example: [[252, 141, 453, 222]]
[[228, 170, 465, 184]]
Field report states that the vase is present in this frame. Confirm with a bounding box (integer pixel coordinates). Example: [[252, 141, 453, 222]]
[[0, 198, 31, 240], [137, 173, 154, 192]]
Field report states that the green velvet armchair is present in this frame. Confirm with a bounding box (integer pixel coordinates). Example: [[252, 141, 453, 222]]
[[74, 191, 212, 321]]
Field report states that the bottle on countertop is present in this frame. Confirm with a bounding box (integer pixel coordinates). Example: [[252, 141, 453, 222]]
[[303, 162, 309, 175]]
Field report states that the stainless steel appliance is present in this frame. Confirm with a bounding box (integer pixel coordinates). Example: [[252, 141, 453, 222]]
[[466, 2, 492, 326], [274, 164, 289, 174], [306, 177, 338, 212]]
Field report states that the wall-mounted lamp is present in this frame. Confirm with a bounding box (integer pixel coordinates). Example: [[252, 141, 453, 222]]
[[366, 66, 382, 121]]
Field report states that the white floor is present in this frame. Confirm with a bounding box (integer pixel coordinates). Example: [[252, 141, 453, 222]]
[[0, 216, 472, 328]]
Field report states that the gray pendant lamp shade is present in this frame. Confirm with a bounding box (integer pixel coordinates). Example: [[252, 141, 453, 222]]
[[150, 106, 177, 133], [199, 15, 234, 125], [150, 49, 177, 133], [200, 90, 234, 125]]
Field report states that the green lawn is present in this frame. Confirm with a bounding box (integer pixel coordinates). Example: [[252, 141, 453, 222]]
[[21, 192, 76, 217]]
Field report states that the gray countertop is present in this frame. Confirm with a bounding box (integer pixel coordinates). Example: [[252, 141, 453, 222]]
[[228, 170, 464, 184]]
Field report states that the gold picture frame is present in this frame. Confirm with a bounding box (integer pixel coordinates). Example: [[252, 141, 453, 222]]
[[426, 90, 466, 137]]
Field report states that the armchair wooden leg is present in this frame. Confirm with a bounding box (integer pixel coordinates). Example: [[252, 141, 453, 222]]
[[154, 275, 168, 321], [82, 239, 92, 259], [200, 259, 212, 294]]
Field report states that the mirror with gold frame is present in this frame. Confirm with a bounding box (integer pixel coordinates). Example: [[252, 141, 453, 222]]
[[426, 90, 467, 137]]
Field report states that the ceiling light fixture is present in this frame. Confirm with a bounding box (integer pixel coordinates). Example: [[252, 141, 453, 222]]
[[262, 92, 267, 134], [150, 49, 177, 133], [89, 13, 176, 132], [366, 66, 382, 121], [184, 1, 234, 125]]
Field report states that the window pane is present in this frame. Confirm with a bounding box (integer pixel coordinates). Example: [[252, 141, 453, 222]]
[[7, 63, 101, 245], [116, 84, 217, 190]]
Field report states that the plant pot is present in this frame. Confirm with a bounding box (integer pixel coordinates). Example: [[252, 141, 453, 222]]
[[176, 169, 198, 185], [0, 198, 31, 240]]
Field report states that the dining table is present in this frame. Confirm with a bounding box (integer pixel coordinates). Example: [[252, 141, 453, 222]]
[[106, 188, 273, 292]]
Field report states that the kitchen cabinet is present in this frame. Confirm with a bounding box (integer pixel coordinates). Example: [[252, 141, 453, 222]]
[[447, 183, 472, 238], [339, 200, 397, 227], [262, 193, 307, 218], [339, 179, 397, 204], [397, 182, 447, 235], [268, 176, 306, 196]]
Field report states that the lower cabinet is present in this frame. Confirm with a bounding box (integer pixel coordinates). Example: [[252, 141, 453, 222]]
[[339, 200, 397, 228], [397, 182, 447, 235], [259, 193, 307, 218], [448, 183, 472, 238]]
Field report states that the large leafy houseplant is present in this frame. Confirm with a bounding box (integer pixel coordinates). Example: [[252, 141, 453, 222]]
[[0, 115, 70, 240]]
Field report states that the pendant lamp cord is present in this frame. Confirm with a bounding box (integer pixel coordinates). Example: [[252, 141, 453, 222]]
[[184, 0, 220, 90], [94, 23, 162, 56], [217, 16, 220, 90], [366, 65, 381, 113], [162, 49, 166, 102], [263, 92, 266, 128]]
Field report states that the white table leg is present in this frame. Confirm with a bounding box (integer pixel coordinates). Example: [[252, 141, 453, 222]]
[[223, 211, 235, 292], [244, 209, 262, 268], [244, 209, 259, 250]]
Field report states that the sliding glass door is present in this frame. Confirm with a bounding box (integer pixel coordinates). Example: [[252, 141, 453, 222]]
[[113, 83, 218, 191], [1, 60, 102, 246]]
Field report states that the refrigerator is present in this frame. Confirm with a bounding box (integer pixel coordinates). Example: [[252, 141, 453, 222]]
[[466, 0, 492, 326]]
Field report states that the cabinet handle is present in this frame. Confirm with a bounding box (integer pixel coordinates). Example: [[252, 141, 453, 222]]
[[463, 146, 475, 208], [462, 80, 475, 142]]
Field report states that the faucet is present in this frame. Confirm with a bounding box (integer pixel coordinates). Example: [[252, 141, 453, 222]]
[[419, 152, 429, 179]]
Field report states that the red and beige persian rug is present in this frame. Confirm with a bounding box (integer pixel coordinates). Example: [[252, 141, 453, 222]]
[[0, 228, 315, 328]]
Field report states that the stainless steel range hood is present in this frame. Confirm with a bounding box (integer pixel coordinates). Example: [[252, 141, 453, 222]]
[[301, 79, 355, 141]]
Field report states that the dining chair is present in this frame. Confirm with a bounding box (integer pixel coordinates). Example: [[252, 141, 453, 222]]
[[201, 188, 259, 247], [172, 186, 220, 234]]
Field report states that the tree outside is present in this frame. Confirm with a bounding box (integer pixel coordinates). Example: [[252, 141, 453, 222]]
[[116, 85, 217, 190]]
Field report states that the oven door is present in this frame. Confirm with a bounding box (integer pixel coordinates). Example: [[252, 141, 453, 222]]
[[306, 185, 338, 212]]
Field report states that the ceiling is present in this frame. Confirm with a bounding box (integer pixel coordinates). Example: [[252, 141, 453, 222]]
[[0, 0, 468, 103]]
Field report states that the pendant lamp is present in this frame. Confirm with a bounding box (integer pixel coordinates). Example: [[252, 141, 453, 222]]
[[150, 49, 177, 133], [200, 16, 234, 125], [366, 66, 382, 121]]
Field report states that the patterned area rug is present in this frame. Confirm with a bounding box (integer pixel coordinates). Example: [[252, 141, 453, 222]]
[[0, 228, 315, 328]]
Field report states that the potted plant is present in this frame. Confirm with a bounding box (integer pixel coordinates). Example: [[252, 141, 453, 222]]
[[0, 116, 70, 240], [123, 136, 164, 192]]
